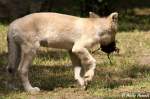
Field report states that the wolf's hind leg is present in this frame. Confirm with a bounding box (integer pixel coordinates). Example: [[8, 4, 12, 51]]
[[6, 34, 21, 90], [18, 43, 40, 93], [7, 34, 21, 75]]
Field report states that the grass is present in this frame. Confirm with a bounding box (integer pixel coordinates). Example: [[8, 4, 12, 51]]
[[0, 17, 150, 98]]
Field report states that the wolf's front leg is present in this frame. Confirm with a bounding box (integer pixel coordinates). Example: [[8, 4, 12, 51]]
[[18, 44, 40, 93], [72, 44, 96, 85], [69, 51, 85, 86]]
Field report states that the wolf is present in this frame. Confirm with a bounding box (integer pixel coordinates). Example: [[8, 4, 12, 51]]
[[7, 12, 118, 93]]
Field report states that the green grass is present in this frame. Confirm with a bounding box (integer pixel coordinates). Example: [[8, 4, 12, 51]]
[[0, 21, 150, 98]]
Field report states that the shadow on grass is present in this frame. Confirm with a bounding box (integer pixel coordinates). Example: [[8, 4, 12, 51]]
[[30, 64, 75, 91], [0, 50, 74, 95], [36, 49, 69, 61], [92, 63, 150, 89], [0, 51, 150, 95], [0, 64, 75, 95], [1, 58, 150, 95]]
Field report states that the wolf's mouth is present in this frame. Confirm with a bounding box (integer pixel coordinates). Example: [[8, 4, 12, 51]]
[[100, 41, 119, 54], [91, 42, 119, 65], [100, 41, 119, 64]]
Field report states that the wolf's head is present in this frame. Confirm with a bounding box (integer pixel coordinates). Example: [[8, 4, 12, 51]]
[[90, 12, 119, 54]]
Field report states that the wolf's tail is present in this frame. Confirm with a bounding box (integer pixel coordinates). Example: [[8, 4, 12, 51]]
[[6, 31, 20, 74]]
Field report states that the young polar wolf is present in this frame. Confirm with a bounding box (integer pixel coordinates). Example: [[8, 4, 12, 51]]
[[7, 12, 118, 93]]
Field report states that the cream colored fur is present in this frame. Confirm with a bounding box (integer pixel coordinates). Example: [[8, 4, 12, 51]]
[[7, 12, 118, 93]]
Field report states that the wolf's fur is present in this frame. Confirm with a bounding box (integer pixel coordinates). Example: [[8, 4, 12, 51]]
[[7, 12, 118, 93]]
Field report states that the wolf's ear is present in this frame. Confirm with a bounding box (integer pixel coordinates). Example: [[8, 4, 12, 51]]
[[109, 12, 118, 22], [89, 12, 99, 18]]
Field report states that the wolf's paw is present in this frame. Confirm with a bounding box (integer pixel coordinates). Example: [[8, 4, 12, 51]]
[[27, 87, 40, 94], [75, 77, 85, 86], [84, 70, 94, 82]]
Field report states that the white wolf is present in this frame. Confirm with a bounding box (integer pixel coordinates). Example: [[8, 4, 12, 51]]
[[7, 12, 118, 93]]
